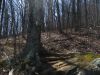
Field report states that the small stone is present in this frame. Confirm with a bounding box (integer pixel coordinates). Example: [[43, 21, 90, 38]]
[[91, 58, 100, 68]]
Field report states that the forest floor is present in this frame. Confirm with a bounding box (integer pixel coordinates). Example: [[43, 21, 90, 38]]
[[0, 31, 100, 75], [40, 32, 100, 74]]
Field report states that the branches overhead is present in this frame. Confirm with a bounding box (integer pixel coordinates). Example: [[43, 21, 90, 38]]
[[0, 0, 100, 37]]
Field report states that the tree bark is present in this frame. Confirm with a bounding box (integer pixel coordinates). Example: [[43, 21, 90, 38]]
[[56, 0, 63, 33], [22, 0, 40, 72], [84, 0, 88, 28], [0, 0, 2, 9]]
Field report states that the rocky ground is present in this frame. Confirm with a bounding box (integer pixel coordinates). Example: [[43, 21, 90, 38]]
[[0, 32, 100, 75], [41, 32, 100, 54], [40, 32, 100, 75]]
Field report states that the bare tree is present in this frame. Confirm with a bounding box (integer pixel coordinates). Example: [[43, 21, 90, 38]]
[[0, 0, 2, 9], [0, 0, 5, 37], [84, 0, 88, 28], [19, 0, 42, 74], [56, 0, 63, 33]]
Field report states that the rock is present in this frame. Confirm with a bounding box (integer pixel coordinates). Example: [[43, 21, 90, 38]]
[[77, 70, 85, 75], [66, 66, 78, 75], [57, 65, 76, 72], [77, 69, 100, 75], [67, 57, 79, 64], [55, 66, 78, 75], [77, 58, 100, 75], [9, 69, 14, 75], [85, 58, 100, 71], [91, 58, 100, 69]]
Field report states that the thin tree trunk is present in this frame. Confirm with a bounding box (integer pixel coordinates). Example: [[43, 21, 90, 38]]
[[0, 0, 5, 37], [84, 0, 88, 28], [56, 0, 63, 33], [0, 0, 2, 9]]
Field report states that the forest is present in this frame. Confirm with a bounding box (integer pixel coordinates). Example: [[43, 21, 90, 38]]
[[0, 0, 100, 75]]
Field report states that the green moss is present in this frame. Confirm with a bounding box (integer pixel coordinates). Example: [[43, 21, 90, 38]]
[[79, 52, 100, 62], [74, 52, 100, 68]]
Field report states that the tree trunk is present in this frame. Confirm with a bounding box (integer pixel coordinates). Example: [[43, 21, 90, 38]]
[[72, 0, 76, 32], [84, 0, 88, 28], [19, 1, 41, 74], [56, 0, 63, 33], [0, 0, 5, 37], [0, 0, 2, 9], [62, 0, 65, 29], [75, 0, 81, 31]]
